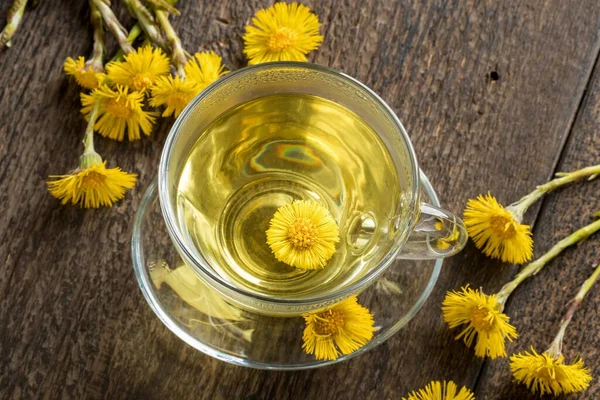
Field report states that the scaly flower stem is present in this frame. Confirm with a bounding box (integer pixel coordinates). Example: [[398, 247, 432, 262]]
[[92, 0, 135, 54], [496, 215, 600, 307], [80, 100, 102, 169], [147, 0, 180, 15], [111, 23, 142, 62], [546, 260, 600, 357], [508, 165, 600, 221], [153, 5, 187, 77], [0, 0, 28, 50], [122, 0, 169, 50], [86, 1, 105, 72]]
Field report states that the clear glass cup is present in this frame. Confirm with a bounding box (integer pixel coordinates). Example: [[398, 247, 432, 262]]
[[159, 62, 467, 316]]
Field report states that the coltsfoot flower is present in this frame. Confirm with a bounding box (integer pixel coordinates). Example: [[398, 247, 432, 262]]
[[64, 56, 106, 90], [184, 51, 229, 91], [243, 2, 323, 65], [402, 380, 475, 400], [302, 296, 375, 361], [510, 347, 591, 396], [464, 165, 600, 264], [81, 84, 156, 141], [106, 46, 170, 92], [47, 161, 136, 208], [442, 286, 517, 359], [464, 193, 533, 264], [150, 75, 199, 117], [266, 200, 339, 270]]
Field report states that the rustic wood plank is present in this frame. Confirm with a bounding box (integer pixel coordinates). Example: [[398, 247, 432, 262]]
[[0, 0, 599, 399], [474, 54, 600, 400]]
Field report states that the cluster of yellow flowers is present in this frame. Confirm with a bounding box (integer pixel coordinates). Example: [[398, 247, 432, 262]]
[[48, 0, 375, 368], [438, 167, 600, 397], [47, 1, 324, 208]]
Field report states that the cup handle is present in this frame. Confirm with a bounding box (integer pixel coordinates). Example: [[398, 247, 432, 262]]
[[397, 202, 468, 260]]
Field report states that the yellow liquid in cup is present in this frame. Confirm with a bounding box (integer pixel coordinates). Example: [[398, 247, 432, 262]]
[[176, 94, 402, 299]]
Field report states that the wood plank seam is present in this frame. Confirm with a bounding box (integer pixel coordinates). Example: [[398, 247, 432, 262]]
[[471, 38, 600, 395]]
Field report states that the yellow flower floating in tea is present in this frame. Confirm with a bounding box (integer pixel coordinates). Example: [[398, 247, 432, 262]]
[[81, 84, 156, 141], [302, 296, 375, 361], [106, 46, 170, 92], [266, 200, 339, 270], [243, 2, 323, 65], [442, 286, 517, 359], [47, 160, 137, 208], [464, 193, 533, 264], [64, 56, 106, 90], [510, 347, 591, 396], [402, 380, 475, 400]]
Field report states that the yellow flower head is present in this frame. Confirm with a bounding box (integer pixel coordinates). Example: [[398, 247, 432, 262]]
[[64, 56, 105, 90], [184, 51, 229, 91], [81, 84, 156, 141], [106, 46, 170, 92], [302, 296, 375, 361], [442, 286, 517, 359], [243, 2, 323, 65], [150, 75, 199, 117], [266, 200, 339, 269], [464, 192, 533, 264], [510, 347, 591, 396], [47, 161, 137, 208], [402, 380, 475, 400]]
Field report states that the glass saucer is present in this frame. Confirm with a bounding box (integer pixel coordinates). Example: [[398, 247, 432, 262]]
[[131, 172, 442, 370]]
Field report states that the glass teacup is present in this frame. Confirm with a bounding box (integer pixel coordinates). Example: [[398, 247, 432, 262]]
[[159, 62, 467, 316]]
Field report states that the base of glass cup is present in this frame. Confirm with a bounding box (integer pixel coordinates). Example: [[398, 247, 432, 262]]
[[131, 171, 442, 370]]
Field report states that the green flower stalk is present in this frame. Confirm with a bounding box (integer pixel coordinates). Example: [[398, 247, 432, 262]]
[[547, 260, 600, 357], [111, 23, 143, 62], [91, 0, 135, 54], [496, 214, 600, 307], [86, 0, 105, 73], [151, 0, 187, 77], [80, 100, 103, 169], [508, 165, 600, 221], [123, 0, 169, 50], [0, 0, 28, 49]]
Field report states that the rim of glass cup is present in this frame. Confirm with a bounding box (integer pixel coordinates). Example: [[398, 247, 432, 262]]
[[132, 175, 442, 369], [158, 61, 421, 307]]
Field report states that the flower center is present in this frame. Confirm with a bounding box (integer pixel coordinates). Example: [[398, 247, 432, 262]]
[[267, 27, 298, 51], [78, 70, 101, 89], [106, 97, 133, 119], [288, 218, 319, 249], [132, 73, 154, 91], [535, 363, 566, 382], [314, 310, 345, 335], [489, 214, 517, 239], [82, 171, 106, 188], [470, 306, 494, 331], [169, 92, 193, 111]]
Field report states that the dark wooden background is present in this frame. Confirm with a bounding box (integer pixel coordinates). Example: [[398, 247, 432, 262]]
[[1, 1, 599, 399]]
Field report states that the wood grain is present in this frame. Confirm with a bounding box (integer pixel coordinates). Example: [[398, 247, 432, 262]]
[[475, 53, 600, 400], [0, 0, 599, 399]]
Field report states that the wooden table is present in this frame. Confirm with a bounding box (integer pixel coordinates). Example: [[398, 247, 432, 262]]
[[1, 1, 599, 398]]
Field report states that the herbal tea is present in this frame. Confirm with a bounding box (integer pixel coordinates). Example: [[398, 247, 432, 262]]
[[176, 94, 402, 299]]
